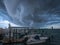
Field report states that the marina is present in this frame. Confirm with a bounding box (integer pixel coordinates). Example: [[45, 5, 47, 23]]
[[0, 30, 60, 45], [0, 25, 60, 45], [0, 0, 60, 45]]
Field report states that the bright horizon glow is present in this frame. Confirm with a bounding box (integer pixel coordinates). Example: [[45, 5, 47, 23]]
[[0, 20, 20, 28]]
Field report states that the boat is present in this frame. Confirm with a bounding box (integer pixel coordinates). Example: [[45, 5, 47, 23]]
[[24, 34, 49, 45], [2, 33, 50, 45]]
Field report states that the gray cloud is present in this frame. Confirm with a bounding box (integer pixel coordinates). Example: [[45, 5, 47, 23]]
[[1, 0, 60, 28]]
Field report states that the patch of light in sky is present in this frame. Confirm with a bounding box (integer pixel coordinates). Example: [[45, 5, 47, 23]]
[[0, 20, 20, 28], [43, 23, 60, 29]]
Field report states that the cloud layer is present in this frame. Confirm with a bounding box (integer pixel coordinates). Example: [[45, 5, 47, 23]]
[[0, 0, 60, 28]]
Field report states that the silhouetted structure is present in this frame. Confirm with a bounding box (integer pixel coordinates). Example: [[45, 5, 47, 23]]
[[0, 28, 4, 40]]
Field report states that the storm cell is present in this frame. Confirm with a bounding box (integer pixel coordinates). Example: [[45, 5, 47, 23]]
[[3, 0, 60, 28]]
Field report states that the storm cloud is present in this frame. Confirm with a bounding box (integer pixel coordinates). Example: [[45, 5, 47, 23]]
[[1, 0, 60, 28]]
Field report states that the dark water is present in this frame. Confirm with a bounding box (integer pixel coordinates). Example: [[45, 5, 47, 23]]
[[0, 43, 3, 45], [40, 29, 60, 45]]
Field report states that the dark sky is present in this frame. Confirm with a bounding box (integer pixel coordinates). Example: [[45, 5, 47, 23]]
[[0, 0, 60, 28]]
